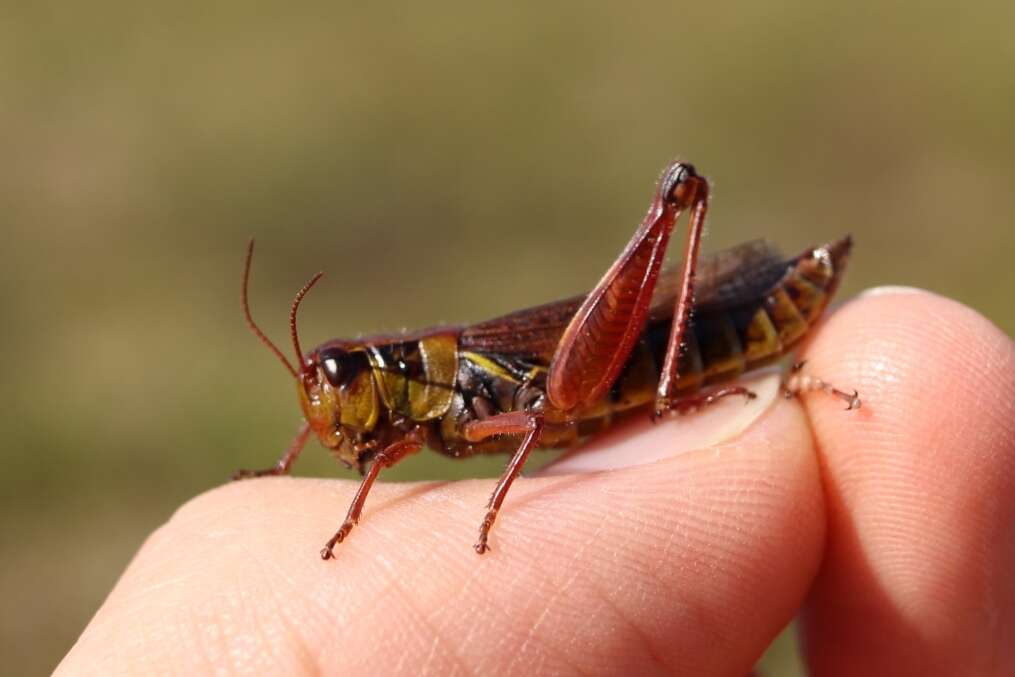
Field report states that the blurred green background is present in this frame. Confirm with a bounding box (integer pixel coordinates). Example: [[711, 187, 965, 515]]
[[3, 2, 1013, 674]]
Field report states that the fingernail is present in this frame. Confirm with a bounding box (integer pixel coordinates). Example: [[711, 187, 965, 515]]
[[539, 372, 781, 475], [859, 285, 931, 298]]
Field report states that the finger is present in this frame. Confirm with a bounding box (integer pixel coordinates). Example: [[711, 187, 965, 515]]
[[796, 288, 1015, 674], [59, 377, 824, 676]]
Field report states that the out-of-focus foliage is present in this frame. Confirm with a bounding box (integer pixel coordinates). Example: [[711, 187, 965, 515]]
[[2, 2, 1012, 673]]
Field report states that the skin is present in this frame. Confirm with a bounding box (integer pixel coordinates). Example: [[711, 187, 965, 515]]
[[57, 289, 1015, 676]]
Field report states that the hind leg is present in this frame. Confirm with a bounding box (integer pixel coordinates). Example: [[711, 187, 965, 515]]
[[783, 360, 861, 410]]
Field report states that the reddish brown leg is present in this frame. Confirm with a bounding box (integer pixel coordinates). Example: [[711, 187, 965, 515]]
[[655, 186, 709, 418], [232, 421, 312, 480], [783, 361, 861, 410], [463, 411, 545, 555], [658, 385, 757, 417], [546, 163, 708, 412], [320, 435, 423, 560]]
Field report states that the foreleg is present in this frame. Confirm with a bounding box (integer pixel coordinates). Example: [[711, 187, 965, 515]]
[[320, 433, 423, 560]]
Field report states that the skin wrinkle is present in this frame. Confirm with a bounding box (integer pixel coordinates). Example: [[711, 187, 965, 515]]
[[355, 578, 426, 669], [255, 552, 339, 637], [545, 463, 734, 616], [384, 577, 462, 676], [906, 412, 997, 605], [190, 579, 260, 674], [176, 572, 229, 674], [472, 593, 547, 676], [424, 554, 488, 667], [139, 511, 339, 665], [416, 523, 560, 669], [160, 610, 201, 675], [450, 563, 524, 675], [247, 593, 319, 677], [585, 564, 675, 675], [221, 574, 277, 674], [487, 454, 759, 572], [535, 552, 629, 673], [799, 291, 1015, 673], [429, 585, 484, 677], [717, 428, 819, 660], [413, 529, 574, 675], [238, 541, 321, 675], [376, 539, 476, 677], [666, 452, 794, 553], [87, 571, 196, 632], [336, 576, 412, 669], [95, 572, 196, 665], [274, 556, 380, 666], [506, 514, 622, 676], [946, 314, 1015, 672], [165, 495, 260, 532], [616, 449, 782, 538], [666, 509, 750, 591], [418, 633, 453, 677], [489, 567, 580, 675], [243, 603, 298, 676], [570, 406, 812, 674]]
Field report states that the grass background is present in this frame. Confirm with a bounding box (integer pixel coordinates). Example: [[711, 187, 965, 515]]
[[2, 2, 1013, 673]]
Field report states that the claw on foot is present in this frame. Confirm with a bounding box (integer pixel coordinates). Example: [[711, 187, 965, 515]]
[[654, 386, 757, 419], [231, 467, 282, 481], [474, 509, 497, 555], [320, 522, 353, 560]]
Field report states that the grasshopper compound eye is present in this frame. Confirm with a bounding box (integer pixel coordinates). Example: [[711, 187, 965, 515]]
[[319, 347, 361, 388], [321, 354, 342, 386]]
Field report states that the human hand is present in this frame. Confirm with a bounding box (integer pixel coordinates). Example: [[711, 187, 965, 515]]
[[57, 289, 1015, 675]]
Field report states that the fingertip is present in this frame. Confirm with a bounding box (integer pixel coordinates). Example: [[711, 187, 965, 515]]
[[796, 288, 1015, 673], [799, 287, 1014, 479]]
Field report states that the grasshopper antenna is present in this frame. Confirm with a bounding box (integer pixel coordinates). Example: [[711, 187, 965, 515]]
[[289, 269, 324, 372], [242, 239, 300, 379]]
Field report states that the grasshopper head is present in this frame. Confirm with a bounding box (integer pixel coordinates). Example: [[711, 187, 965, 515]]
[[298, 345, 381, 466], [241, 240, 379, 469]]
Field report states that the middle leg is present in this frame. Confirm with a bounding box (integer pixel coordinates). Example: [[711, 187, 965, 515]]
[[463, 411, 545, 554]]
